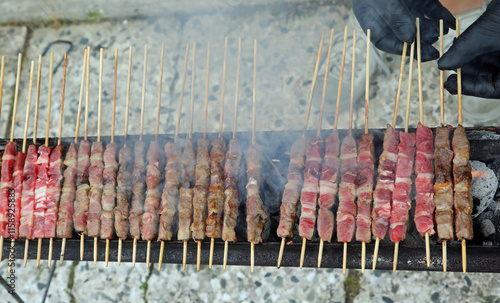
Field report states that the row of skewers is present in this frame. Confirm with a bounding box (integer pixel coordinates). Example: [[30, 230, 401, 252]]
[[0, 19, 473, 273], [0, 37, 269, 271], [276, 20, 471, 273]]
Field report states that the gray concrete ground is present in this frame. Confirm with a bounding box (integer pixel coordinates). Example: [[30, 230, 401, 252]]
[[0, 1, 499, 303]]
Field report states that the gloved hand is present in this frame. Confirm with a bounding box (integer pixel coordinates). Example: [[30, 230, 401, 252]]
[[439, 0, 500, 98], [352, 0, 455, 61]]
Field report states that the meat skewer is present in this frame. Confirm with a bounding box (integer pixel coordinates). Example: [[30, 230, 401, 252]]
[[316, 28, 341, 269], [101, 48, 119, 267], [178, 43, 196, 270], [45, 53, 60, 267], [33, 55, 51, 267], [73, 46, 92, 261], [87, 48, 105, 265], [414, 18, 435, 267], [391, 42, 416, 272], [294, 30, 325, 269], [247, 39, 269, 273], [205, 37, 228, 268], [371, 43, 408, 270], [191, 41, 211, 271], [453, 19, 472, 273], [58, 49, 86, 264], [337, 30, 359, 275], [2, 55, 21, 275], [222, 37, 242, 270], [142, 44, 166, 268], [9, 57, 27, 246], [129, 45, 148, 266], [19, 60, 35, 267], [8, 58, 29, 270], [434, 20, 453, 272], [355, 29, 374, 273], [157, 44, 188, 269], [45, 53, 68, 267], [115, 46, 134, 265]]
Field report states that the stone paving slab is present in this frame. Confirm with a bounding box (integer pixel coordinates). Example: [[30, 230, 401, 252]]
[[355, 270, 500, 303], [12, 3, 348, 141], [0, 0, 310, 24]]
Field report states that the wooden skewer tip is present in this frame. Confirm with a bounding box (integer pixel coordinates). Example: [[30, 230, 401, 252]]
[[183, 240, 187, 271], [317, 239, 324, 268], [277, 237, 285, 268], [159, 241, 165, 271], [372, 237, 380, 271], [197, 241, 202, 271], [209, 237, 214, 269], [393, 241, 399, 272], [223, 240, 228, 271], [299, 237, 306, 269], [342, 242, 347, 275]]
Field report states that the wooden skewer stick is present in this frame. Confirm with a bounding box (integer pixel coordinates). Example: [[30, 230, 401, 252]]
[[455, 19, 467, 273], [302, 30, 326, 138], [174, 44, 190, 143], [35, 54, 43, 267], [118, 47, 132, 267], [298, 29, 326, 270], [198, 41, 210, 272], [135, 44, 148, 267], [439, 21, 445, 127], [251, 39, 258, 273], [46, 53, 55, 268], [62, 49, 87, 265], [361, 28, 371, 273], [393, 41, 415, 272], [173, 43, 190, 270], [364, 29, 371, 135], [21, 60, 35, 268], [437, 19, 448, 273], [105, 48, 119, 268], [209, 37, 227, 269], [155, 43, 167, 271], [58, 54, 68, 148], [81, 45, 91, 261], [456, 20, 462, 127], [415, 18, 432, 268], [373, 42, 408, 270], [316, 28, 334, 269], [141, 43, 155, 268], [56, 53, 67, 265], [232, 38, 241, 141], [93, 48, 104, 266], [182, 42, 196, 272], [343, 29, 357, 276], [204, 42, 210, 140], [223, 37, 242, 271], [391, 43, 409, 129], [155, 43, 166, 268]]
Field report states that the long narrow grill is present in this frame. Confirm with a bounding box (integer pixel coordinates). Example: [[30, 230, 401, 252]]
[[1, 126, 498, 272]]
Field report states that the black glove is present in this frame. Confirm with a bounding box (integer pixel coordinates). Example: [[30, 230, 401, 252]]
[[352, 0, 455, 61], [439, 0, 500, 98]]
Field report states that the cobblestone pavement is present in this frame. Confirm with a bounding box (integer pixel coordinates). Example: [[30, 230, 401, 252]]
[[0, 1, 499, 303]]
